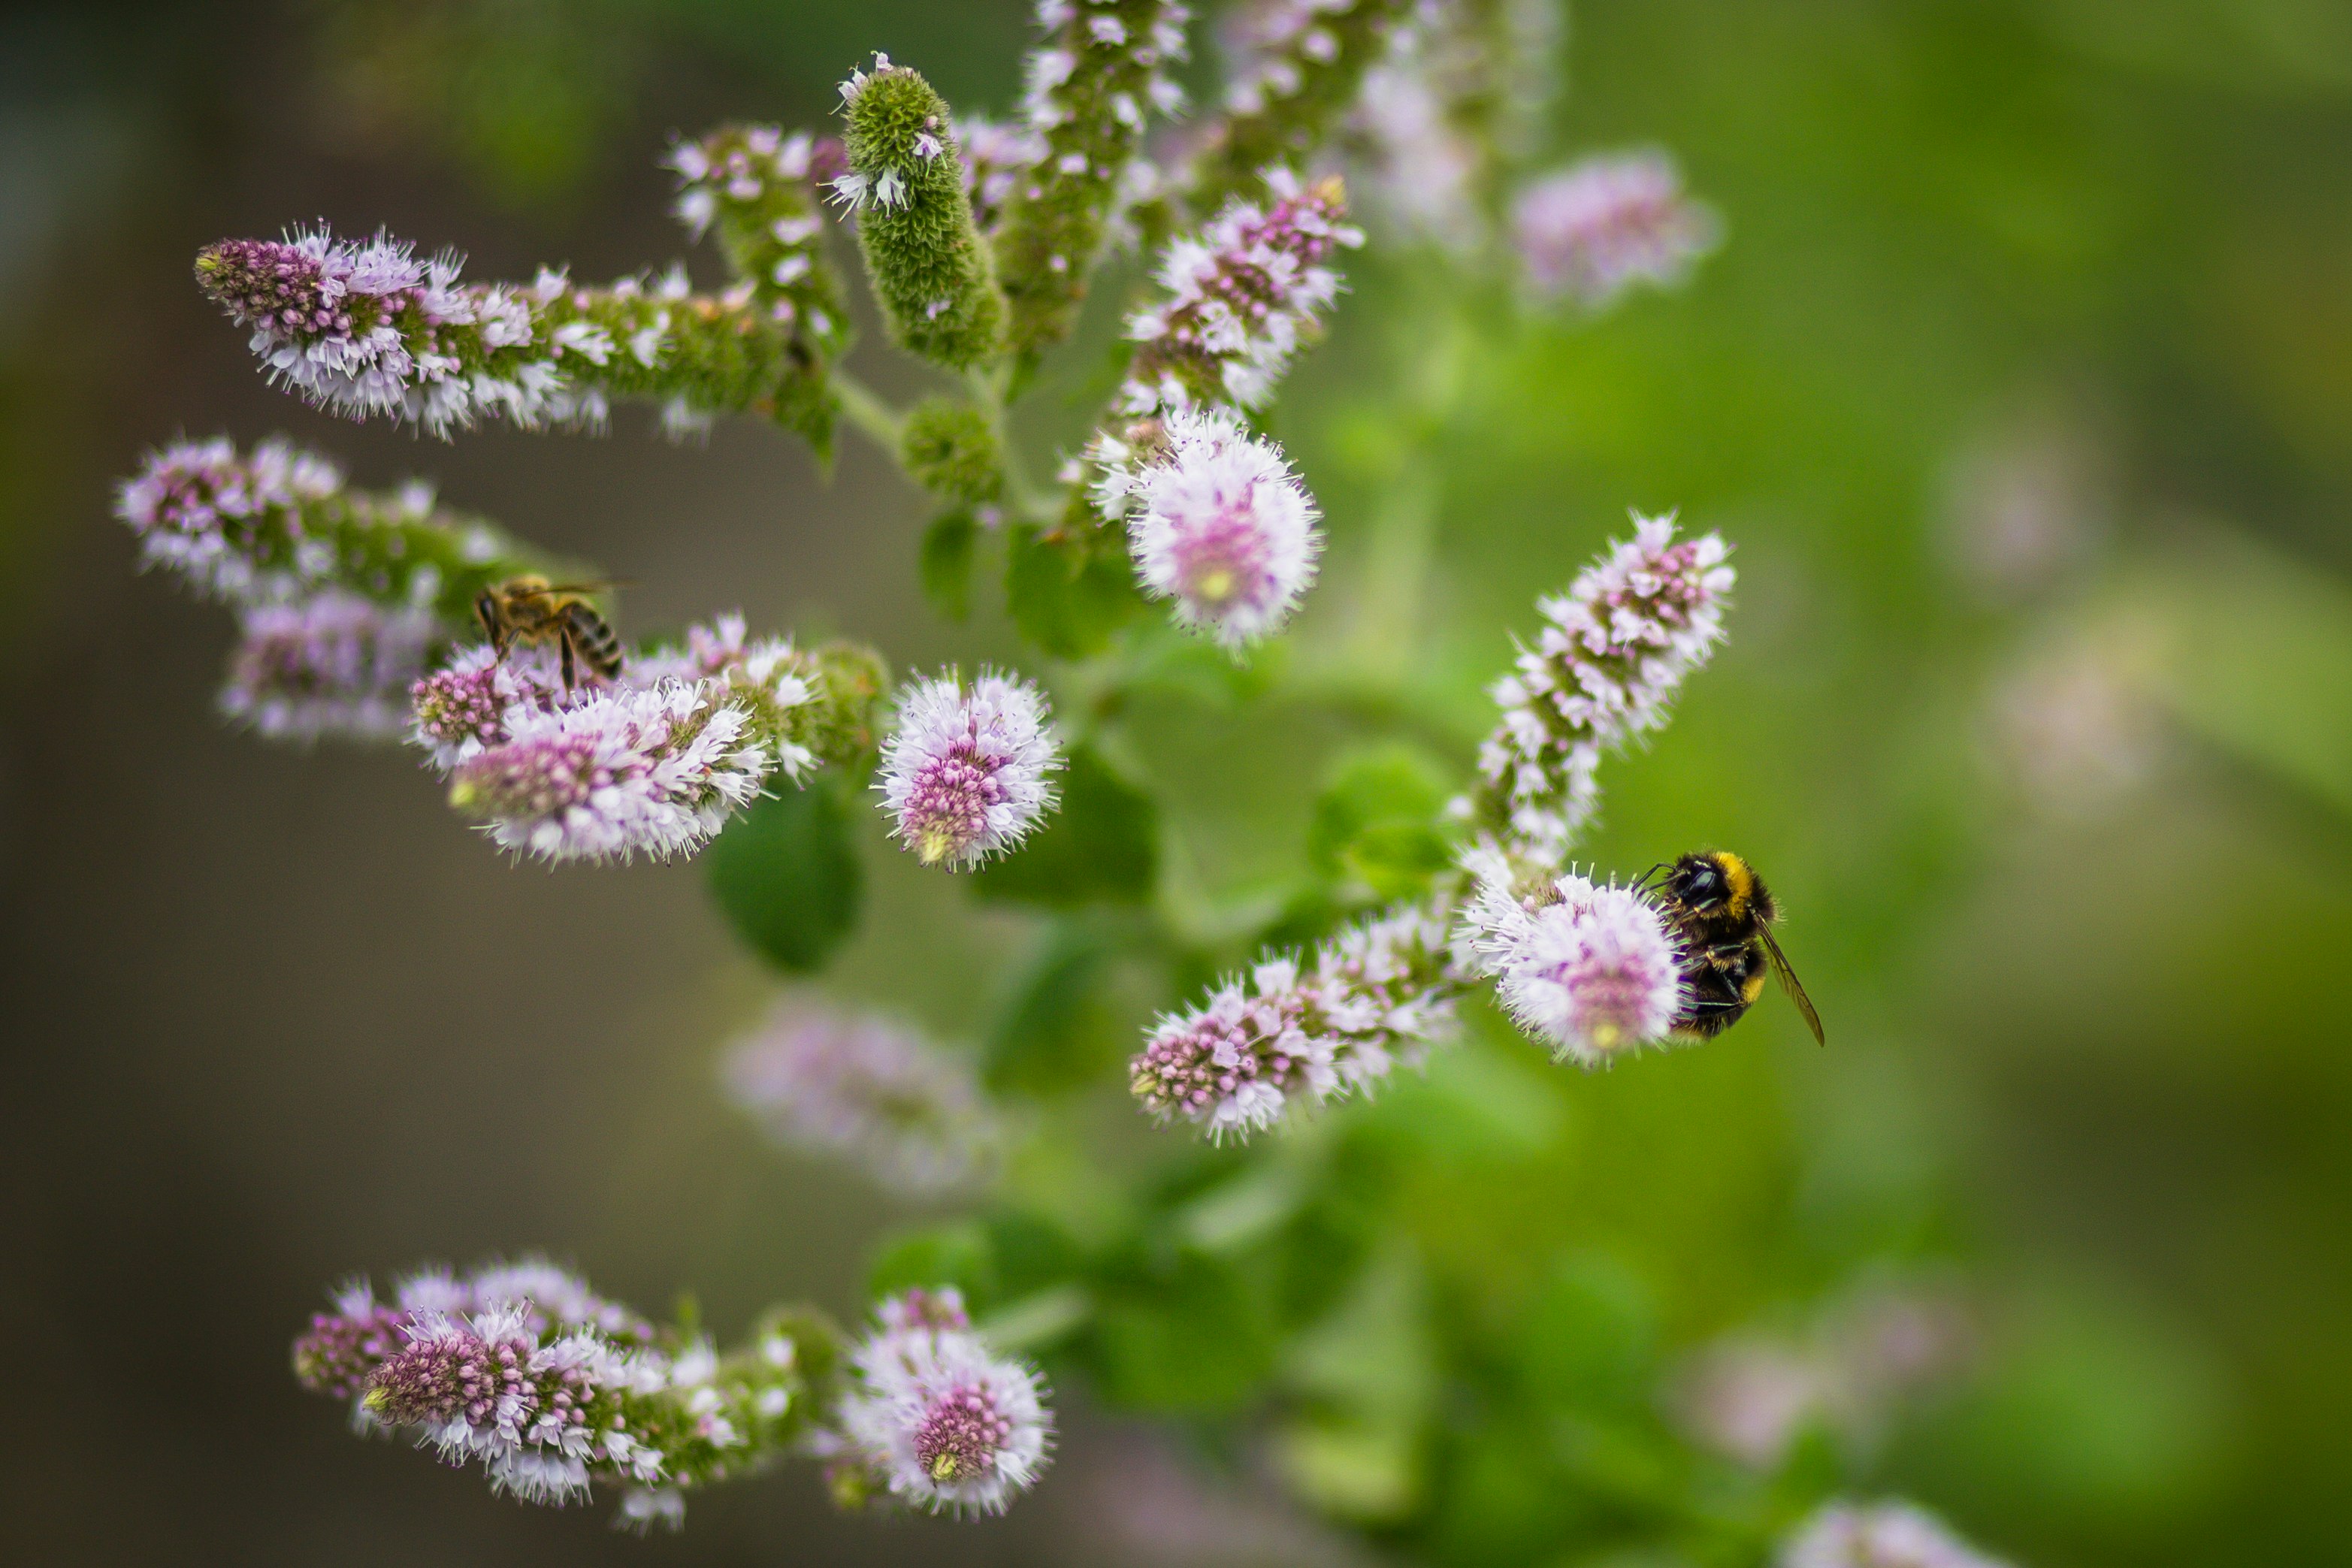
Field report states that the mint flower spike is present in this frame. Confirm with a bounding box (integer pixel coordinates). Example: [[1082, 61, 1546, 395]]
[[116, 435, 534, 621], [667, 123, 854, 445], [1187, 0, 1413, 213], [724, 996, 1002, 1197], [195, 223, 836, 444], [1129, 902, 1461, 1139], [117, 435, 552, 747], [1513, 149, 1719, 310], [1471, 512, 1734, 869], [221, 591, 440, 743], [992, 0, 1193, 360], [292, 1261, 829, 1530], [1117, 165, 1362, 416], [836, 56, 1006, 370], [429, 616, 889, 864], [826, 1291, 1054, 1516]]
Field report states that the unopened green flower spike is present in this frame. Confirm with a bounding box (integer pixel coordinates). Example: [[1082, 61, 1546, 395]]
[[836, 56, 1006, 370], [993, 0, 1192, 360], [902, 397, 1005, 506]]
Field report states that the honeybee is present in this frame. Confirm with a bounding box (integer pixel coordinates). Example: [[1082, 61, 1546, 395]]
[[474, 576, 625, 691], [1642, 850, 1824, 1044]]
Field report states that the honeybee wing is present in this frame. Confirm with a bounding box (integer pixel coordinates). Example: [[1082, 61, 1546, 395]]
[[1758, 924, 1824, 1046], [537, 579, 635, 594]]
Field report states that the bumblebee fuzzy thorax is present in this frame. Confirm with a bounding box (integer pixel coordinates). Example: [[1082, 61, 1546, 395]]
[[1648, 850, 1820, 1045]]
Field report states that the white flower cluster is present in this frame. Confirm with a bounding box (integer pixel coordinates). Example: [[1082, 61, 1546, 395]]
[[115, 435, 346, 603], [723, 997, 1000, 1196], [1458, 853, 1685, 1065], [1093, 404, 1323, 648], [198, 226, 746, 437], [876, 672, 1063, 869], [1129, 903, 1459, 1138], [1512, 150, 1719, 309], [829, 1289, 1054, 1516], [419, 617, 824, 863], [1477, 513, 1734, 866], [1121, 166, 1363, 414], [669, 124, 814, 237], [116, 437, 480, 742], [1673, 1284, 1976, 1470], [295, 1261, 797, 1526], [219, 590, 440, 742]]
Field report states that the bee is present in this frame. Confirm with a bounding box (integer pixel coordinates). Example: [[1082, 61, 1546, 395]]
[[1642, 850, 1824, 1045], [474, 576, 624, 691]]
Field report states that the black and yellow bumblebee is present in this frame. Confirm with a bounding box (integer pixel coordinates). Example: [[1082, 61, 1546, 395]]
[[474, 576, 624, 691], [1642, 850, 1824, 1044]]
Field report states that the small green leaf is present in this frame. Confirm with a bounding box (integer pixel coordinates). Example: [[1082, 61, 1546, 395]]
[[982, 921, 1120, 1095], [1005, 522, 1145, 659], [919, 509, 978, 622], [703, 772, 863, 973], [970, 743, 1158, 907]]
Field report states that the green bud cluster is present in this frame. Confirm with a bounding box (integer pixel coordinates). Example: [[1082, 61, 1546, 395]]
[[839, 59, 1005, 370], [901, 397, 1005, 506], [992, 0, 1188, 359], [1188, 0, 1412, 213], [671, 124, 857, 447], [795, 640, 895, 767]]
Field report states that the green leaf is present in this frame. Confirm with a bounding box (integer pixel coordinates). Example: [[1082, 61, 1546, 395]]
[[919, 509, 978, 622], [1005, 522, 1145, 659], [1089, 1252, 1280, 1413], [703, 772, 863, 973], [969, 743, 1158, 908], [981, 920, 1121, 1095], [1308, 742, 1458, 900]]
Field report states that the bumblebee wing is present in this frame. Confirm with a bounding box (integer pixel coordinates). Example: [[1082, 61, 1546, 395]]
[[1759, 925, 1824, 1046]]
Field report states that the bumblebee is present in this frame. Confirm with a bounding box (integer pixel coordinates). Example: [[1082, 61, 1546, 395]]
[[1642, 850, 1824, 1044], [474, 576, 624, 691]]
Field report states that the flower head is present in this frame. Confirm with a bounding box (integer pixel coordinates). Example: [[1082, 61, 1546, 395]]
[[447, 681, 770, 863], [1476, 514, 1734, 866], [722, 999, 999, 1196], [1490, 874, 1685, 1065], [1779, 1501, 2011, 1568], [835, 1309, 1053, 1516], [220, 591, 440, 742], [1120, 406, 1323, 648], [195, 228, 432, 415], [1513, 151, 1718, 310], [876, 672, 1062, 869], [1121, 167, 1362, 415]]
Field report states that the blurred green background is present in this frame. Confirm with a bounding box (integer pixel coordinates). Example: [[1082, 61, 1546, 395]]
[[5, 1, 2351, 1563]]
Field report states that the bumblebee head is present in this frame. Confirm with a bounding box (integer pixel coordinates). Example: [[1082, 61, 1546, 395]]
[[1668, 850, 1756, 920]]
